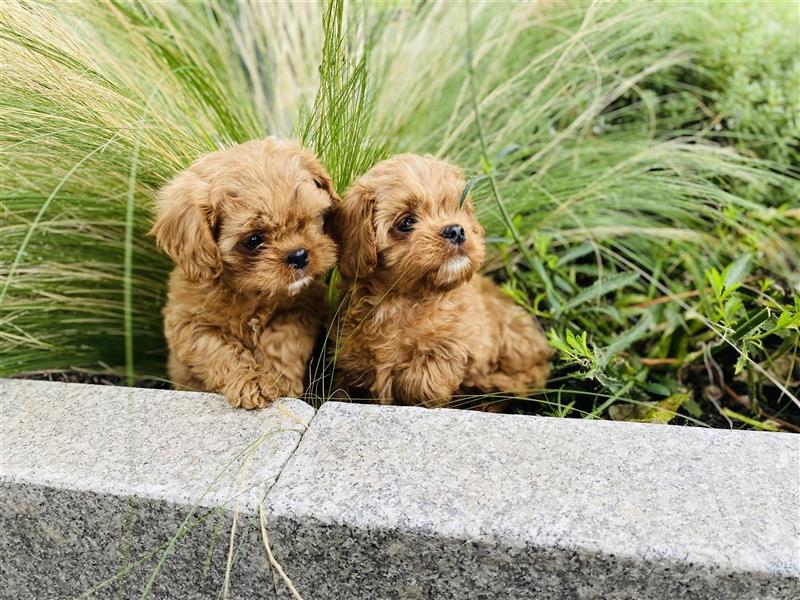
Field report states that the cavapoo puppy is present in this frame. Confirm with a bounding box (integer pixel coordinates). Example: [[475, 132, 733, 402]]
[[329, 154, 552, 410], [151, 138, 338, 408]]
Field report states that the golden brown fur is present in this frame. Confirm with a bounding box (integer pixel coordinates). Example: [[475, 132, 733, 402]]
[[151, 138, 338, 408], [330, 154, 552, 410]]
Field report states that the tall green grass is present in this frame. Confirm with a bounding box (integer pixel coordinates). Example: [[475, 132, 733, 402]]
[[1, 0, 798, 428]]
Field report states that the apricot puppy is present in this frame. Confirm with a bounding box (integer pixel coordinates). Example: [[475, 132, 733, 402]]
[[330, 154, 552, 410], [151, 138, 337, 408]]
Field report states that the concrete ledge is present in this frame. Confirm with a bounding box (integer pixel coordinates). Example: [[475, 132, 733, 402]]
[[2, 379, 798, 599], [266, 402, 799, 599], [1, 379, 314, 598]]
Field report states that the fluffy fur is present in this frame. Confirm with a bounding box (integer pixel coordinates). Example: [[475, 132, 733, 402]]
[[151, 138, 338, 408], [330, 154, 552, 410]]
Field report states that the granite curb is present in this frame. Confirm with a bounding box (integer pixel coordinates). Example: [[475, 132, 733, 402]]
[[1, 378, 314, 598], [265, 402, 800, 599], [2, 379, 798, 599]]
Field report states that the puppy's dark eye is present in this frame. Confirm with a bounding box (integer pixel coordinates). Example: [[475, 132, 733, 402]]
[[395, 215, 416, 233], [242, 233, 264, 251]]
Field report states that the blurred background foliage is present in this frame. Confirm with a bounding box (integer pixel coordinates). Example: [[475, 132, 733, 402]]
[[1, 0, 798, 429]]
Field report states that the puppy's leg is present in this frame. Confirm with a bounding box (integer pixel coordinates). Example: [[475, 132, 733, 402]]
[[381, 351, 465, 408], [167, 353, 206, 392], [255, 308, 321, 400], [254, 282, 327, 400], [466, 277, 553, 407], [490, 313, 552, 392], [171, 326, 279, 409]]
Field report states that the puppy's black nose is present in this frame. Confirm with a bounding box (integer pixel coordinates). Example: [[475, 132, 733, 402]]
[[440, 224, 466, 245], [285, 248, 309, 269]]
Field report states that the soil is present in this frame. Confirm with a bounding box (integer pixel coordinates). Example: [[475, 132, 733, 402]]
[[19, 371, 171, 390]]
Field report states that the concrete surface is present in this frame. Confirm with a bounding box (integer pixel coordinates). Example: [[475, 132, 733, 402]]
[[2, 379, 798, 599], [266, 402, 800, 599], [1, 378, 313, 598]]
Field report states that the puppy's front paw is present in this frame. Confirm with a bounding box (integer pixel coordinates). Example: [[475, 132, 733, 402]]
[[225, 374, 279, 410]]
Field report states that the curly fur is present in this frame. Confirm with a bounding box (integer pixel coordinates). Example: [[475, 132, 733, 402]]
[[330, 154, 552, 410], [151, 138, 338, 408]]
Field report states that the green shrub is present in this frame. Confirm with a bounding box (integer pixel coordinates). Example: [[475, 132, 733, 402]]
[[2, 0, 797, 428]]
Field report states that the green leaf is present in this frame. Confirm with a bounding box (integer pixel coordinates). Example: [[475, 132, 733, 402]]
[[563, 272, 640, 311], [706, 267, 724, 299], [555, 243, 595, 267], [495, 144, 520, 161], [722, 409, 779, 432], [601, 313, 653, 366], [608, 393, 690, 424], [724, 253, 752, 287], [566, 329, 591, 357], [734, 345, 750, 375], [776, 310, 800, 330], [682, 396, 704, 418], [459, 175, 487, 207], [731, 307, 769, 340], [644, 382, 671, 396], [720, 282, 742, 302]]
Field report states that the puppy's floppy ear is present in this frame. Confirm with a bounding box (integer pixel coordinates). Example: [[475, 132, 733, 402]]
[[329, 182, 377, 278], [150, 170, 222, 281], [310, 167, 338, 200], [297, 149, 341, 202], [296, 150, 343, 241]]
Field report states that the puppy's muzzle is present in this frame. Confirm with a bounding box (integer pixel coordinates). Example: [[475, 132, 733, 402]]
[[285, 248, 309, 270], [441, 224, 466, 246]]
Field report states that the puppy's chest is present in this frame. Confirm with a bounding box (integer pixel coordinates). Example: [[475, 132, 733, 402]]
[[229, 312, 273, 350], [355, 296, 480, 359]]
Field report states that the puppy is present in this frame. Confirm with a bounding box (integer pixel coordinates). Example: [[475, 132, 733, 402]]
[[329, 154, 552, 410], [151, 138, 338, 408]]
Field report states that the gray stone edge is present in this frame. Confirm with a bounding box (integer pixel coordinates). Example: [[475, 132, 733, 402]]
[[0, 378, 315, 515], [1, 378, 317, 599], [3, 379, 799, 599], [265, 511, 799, 600], [261, 401, 799, 599], [1, 479, 274, 599]]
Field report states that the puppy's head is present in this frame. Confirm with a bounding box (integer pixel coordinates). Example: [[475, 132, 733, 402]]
[[151, 138, 338, 297], [331, 154, 484, 293]]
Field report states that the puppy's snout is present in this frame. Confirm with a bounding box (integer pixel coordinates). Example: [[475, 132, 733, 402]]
[[285, 248, 309, 270], [440, 224, 466, 246]]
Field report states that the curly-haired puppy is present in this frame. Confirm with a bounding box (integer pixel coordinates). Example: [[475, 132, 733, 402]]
[[151, 138, 338, 408], [329, 154, 552, 410]]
